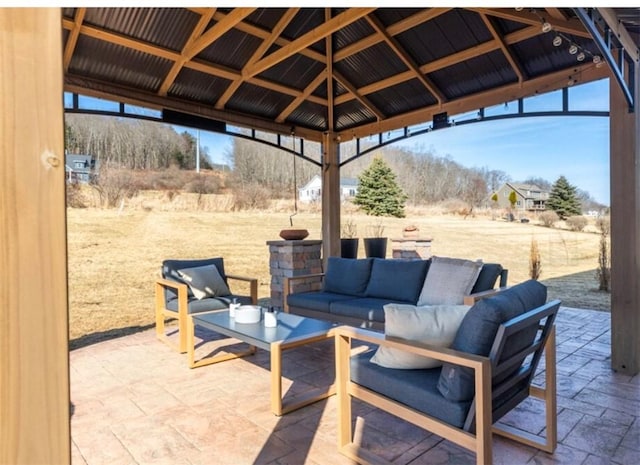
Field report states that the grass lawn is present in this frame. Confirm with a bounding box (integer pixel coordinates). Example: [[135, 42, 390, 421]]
[[67, 199, 610, 349]]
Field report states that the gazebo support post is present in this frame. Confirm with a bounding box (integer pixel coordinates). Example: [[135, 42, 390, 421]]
[[321, 132, 341, 265], [610, 58, 640, 375], [0, 8, 70, 463]]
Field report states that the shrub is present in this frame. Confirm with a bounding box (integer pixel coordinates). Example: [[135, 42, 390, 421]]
[[184, 174, 221, 194], [232, 183, 270, 210], [538, 210, 559, 228], [566, 215, 588, 232], [90, 163, 138, 208], [66, 182, 87, 208]]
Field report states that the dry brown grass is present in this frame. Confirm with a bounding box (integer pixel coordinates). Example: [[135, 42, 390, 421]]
[[67, 194, 610, 348]]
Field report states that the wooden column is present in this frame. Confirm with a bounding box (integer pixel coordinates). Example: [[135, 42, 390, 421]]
[[0, 8, 70, 464], [610, 58, 640, 375], [321, 132, 341, 262]]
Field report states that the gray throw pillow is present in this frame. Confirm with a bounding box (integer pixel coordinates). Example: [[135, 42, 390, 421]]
[[417, 256, 483, 305], [177, 264, 231, 300]]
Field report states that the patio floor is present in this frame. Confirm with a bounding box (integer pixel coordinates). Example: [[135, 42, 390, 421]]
[[70, 307, 639, 465]]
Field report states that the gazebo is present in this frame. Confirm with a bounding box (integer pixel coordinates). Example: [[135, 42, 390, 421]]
[[1, 7, 638, 463]]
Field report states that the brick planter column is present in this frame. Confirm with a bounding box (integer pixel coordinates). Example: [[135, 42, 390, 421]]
[[267, 240, 323, 308], [390, 237, 433, 259]]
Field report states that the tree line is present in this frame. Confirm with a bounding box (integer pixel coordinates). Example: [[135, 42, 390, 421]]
[[65, 115, 603, 210]]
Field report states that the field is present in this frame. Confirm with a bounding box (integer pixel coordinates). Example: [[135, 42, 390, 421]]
[[67, 194, 610, 349]]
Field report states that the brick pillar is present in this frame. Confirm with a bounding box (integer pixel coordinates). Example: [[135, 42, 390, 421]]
[[390, 238, 433, 259], [267, 240, 323, 308]]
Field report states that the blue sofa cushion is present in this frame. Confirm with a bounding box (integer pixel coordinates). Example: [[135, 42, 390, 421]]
[[351, 349, 472, 428], [471, 263, 503, 293], [330, 297, 407, 324], [365, 258, 430, 302], [323, 257, 373, 296], [437, 280, 547, 402], [287, 291, 356, 313]]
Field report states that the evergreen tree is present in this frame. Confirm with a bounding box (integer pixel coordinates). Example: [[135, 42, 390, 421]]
[[546, 175, 582, 219], [354, 156, 407, 217]]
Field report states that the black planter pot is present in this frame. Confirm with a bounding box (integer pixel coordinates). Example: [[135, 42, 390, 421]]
[[364, 237, 387, 258], [341, 238, 359, 259]]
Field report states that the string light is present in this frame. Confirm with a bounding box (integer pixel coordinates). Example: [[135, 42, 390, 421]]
[[521, 8, 604, 68]]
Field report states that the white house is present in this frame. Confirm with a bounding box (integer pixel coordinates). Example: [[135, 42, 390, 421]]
[[298, 175, 358, 203]]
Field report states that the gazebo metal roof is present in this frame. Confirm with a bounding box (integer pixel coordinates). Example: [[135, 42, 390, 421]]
[[61, 7, 636, 142]]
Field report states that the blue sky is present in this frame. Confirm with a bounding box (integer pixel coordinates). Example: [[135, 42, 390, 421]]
[[193, 78, 611, 205]]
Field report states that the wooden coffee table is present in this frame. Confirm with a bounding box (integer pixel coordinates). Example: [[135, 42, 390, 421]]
[[187, 310, 336, 416]]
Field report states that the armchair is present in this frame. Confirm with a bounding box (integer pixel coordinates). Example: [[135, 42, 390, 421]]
[[155, 257, 257, 353], [335, 280, 559, 465]]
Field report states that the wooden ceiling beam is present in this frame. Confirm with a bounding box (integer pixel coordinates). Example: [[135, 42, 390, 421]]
[[276, 70, 327, 123], [337, 62, 609, 140], [244, 7, 375, 79], [187, 8, 256, 59], [333, 70, 385, 121], [216, 8, 299, 110], [365, 13, 446, 104], [63, 7, 86, 72], [479, 13, 526, 83], [158, 9, 216, 97], [325, 8, 335, 132], [334, 8, 450, 62], [545, 8, 568, 21]]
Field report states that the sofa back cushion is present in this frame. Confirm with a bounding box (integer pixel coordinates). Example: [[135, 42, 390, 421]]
[[365, 258, 430, 302], [417, 256, 483, 305], [323, 257, 373, 296], [437, 279, 547, 402], [471, 263, 504, 293]]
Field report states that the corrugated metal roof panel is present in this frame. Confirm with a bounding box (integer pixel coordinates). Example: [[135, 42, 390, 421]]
[[245, 8, 289, 31], [196, 28, 262, 71], [226, 82, 295, 120], [70, 35, 172, 92], [83, 8, 198, 52], [284, 101, 327, 131], [258, 55, 326, 91], [333, 17, 375, 49], [429, 50, 517, 99], [335, 100, 377, 131], [368, 79, 438, 116], [336, 42, 407, 89], [372, 8, 424, 28], [169, 67, 231, 103]]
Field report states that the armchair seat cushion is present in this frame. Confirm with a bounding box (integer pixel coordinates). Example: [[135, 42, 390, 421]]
[[166, 294, 253, 314], [351, 349, 471, 428]]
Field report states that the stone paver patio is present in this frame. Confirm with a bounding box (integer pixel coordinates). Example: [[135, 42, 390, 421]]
[[70, 307, 639, 465]]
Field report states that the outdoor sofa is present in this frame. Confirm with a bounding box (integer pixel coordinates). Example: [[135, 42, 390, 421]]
[[284, 256, 508, 330]]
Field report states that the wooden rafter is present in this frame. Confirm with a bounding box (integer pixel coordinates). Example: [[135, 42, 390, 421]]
[[545, 8, 568, 21], [158, 9, 216, 97], [365, 13, 446, 104], [326, 8, 335, 132], [63, 7, 85, 72], [276, 70, 326, 123], [216, 8, 299, 110], [479, 13, 526, 83], [244, 7, 375, 79], [333, 70, 385, 121]]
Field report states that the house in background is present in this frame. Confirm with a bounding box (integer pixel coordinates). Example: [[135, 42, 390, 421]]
[[299, 174, 358, 203], [65, 153, 98, 183], [493, 182, 549, 211]]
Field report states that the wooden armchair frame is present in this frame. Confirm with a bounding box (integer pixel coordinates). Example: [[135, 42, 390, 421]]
[[334, 300, 559, 465], [155, 274, 257, 353]]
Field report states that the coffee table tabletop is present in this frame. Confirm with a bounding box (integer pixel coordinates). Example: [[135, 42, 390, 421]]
[[187, 310, 337, 415]]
